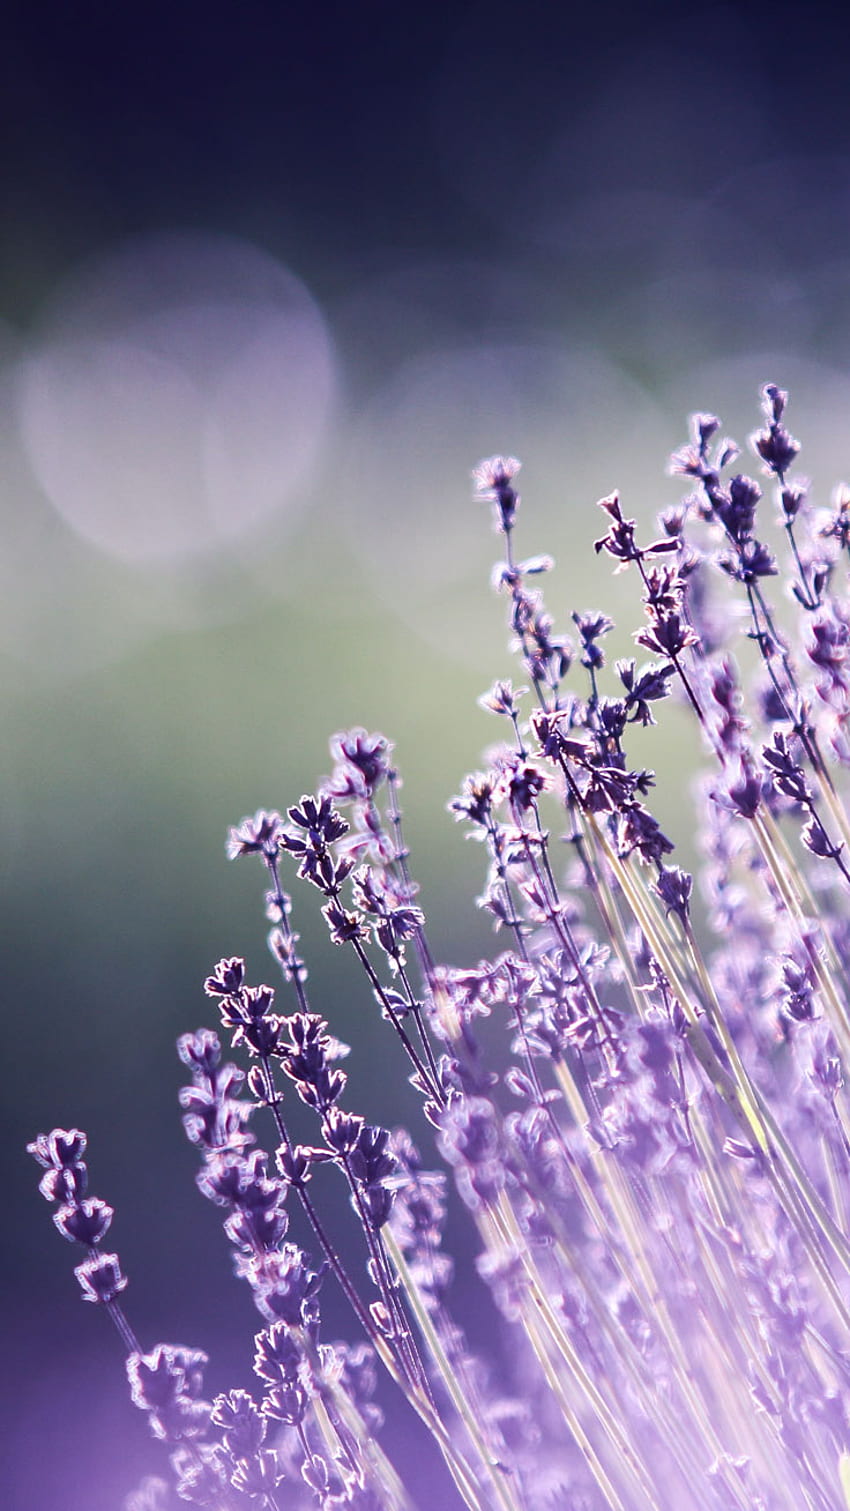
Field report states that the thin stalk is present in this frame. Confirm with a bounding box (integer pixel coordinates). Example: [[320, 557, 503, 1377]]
[[591, 814, 850, 1325], [552, 1060, 774, 1504], [753, 810, 850, 1060], [486, 1193, 665, 1508], [256, 1055, 388, 1354], [385, 1230, 525, 1511], [348, 930, 444, 1104], [298, 1329, 416, 1511]]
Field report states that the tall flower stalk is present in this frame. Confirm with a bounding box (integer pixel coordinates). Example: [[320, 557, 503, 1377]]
[[30, 386, 850, 1510]]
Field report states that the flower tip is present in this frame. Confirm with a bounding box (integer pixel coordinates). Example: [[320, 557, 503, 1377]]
[[471, 455, 522, 501]]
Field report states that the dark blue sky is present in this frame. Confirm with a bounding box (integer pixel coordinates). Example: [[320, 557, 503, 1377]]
[[5, 0, 850, 318]]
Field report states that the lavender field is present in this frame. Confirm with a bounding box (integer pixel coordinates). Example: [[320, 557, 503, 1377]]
[[28, 386, 850, 1508]]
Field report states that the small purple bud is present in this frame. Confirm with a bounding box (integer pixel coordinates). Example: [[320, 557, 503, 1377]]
[[226, 810, 285, 860], [177, 1028, 222, 1073], [53, 1197, 113, 1246], [204, 957, 246, 997], [75, 1251, 128, 1304]]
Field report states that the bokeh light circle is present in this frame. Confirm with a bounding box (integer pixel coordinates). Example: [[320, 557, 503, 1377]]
[[17, 232, 337, 564]]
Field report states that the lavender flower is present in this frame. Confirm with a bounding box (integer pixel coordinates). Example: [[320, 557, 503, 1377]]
[[31, 385, 850, 1511]]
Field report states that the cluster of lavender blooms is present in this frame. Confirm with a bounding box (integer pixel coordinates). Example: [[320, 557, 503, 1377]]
[[32, 384, 850, 1510]]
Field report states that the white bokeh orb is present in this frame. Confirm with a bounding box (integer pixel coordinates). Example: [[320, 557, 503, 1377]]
[[17, 232, 337, 564]]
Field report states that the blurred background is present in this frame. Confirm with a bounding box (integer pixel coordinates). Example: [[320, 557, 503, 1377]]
[[6, 1, 850, 1505]]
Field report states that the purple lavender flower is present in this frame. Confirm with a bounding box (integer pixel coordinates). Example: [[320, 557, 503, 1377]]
[[34, 383, 850, 1511], [226, 808, 286, 860], [325, 727, 391, 799], [472, 454, 522, 535]]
